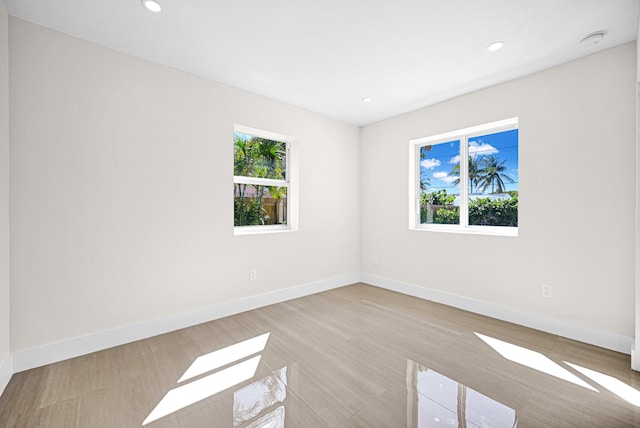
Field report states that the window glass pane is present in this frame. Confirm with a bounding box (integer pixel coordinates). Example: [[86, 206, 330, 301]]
[[234, 133, 287, 180], [468, 129, 518, 227], [420, 140, 460, 225], [234, 184, 288, 226]]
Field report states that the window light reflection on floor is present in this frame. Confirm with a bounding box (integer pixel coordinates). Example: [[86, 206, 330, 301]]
[[244, 405, 285, 428], [565, 362, 640, 407], [233, 367, 287, 426], [407, 360, 517, 428], [474, 333, 598, 392]]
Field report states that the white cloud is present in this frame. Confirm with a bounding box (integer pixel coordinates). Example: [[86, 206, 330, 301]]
[[469, 140, 498, 156], [433, 171, 457, 184], [449, 155, 460, 164], [421, 158, 441, 169]]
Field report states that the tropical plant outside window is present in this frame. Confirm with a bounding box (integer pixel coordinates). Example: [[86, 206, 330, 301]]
[[411, 118, 518, 235], [234, 128, 290, 230]]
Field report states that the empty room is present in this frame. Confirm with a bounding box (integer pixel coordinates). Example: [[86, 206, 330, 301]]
[[1, 0, 640, 426]]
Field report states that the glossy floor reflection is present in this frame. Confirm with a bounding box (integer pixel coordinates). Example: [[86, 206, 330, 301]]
[[407, 362, 517, 427], [1, 283, 640, 427]]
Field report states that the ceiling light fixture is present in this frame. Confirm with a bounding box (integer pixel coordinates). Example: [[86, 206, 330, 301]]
[[487, 41, 505, 52], [362, 97, 373, 103], [580, 32, 605, 47], [142, 0, 162, 12]]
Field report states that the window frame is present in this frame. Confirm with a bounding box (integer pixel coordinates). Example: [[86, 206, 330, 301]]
[[233, 124, 299, 235], [409, 117, 518, 237]]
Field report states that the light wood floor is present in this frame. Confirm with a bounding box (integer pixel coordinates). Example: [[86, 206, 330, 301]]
[[1, 283, 639, 427]]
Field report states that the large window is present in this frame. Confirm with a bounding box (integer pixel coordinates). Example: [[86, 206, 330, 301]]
[[234, 125, 298, 234], [409, 118, 518, 236]]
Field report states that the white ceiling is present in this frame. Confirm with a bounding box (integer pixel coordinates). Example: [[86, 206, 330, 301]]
[[4, 0, 639, 126]]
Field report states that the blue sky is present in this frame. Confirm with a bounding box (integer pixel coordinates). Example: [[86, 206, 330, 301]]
[[420, 129, 518, 196]]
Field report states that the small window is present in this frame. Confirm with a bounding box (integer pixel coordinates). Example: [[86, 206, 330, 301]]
[[409, 118, 518, 236], [234, 125, 298, 234]]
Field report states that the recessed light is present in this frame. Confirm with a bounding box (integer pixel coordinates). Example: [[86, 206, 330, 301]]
[[142, 0, 162, 12], [487, 41, 505, 52], [362, 97, 373, 103], [580, 32, 605, 47]]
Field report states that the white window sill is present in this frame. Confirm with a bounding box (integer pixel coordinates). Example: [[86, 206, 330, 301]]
[[234, 225, 296, 236], [411, 225, 518, 237]]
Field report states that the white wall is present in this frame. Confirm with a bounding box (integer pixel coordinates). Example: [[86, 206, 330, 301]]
[[0, 0, 11, 390], [361, 43, 636, 342], [9, 18, 360, 353]]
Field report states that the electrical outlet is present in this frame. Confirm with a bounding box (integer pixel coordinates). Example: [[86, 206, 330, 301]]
[[249, 268, 257, 281], [541, 284, 552, 298], [371, 255, 378, 265]]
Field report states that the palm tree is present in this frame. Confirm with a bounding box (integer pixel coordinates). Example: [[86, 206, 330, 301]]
[[420, 176, 430, 192], [234, 135, 252, 225], [255, 138, 286, 179], [253, 138, 286, 221], [449, 156, 481, 192], [420, 145, 432, 192], [477, 155, 514, 193]]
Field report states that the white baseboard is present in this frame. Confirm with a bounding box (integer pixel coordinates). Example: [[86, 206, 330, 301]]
[[12, 273, 360, 373], [362, 273, 632, 355], [0, 353, 12, 397]]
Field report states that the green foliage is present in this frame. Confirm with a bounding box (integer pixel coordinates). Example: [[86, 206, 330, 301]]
[[234, 189, 264, 226], [469, 194, 518, 227], [421, 189, 455, 206], [234, 134, 287, 226], [420, 189, 518, 227], [234, 135, 286, 179], [420, 189, 458, 224], [434, 207, 460, 224]]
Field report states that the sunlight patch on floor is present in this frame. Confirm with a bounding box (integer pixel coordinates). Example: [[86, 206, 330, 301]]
[[178, 333, 270, 383], [474, 333, 597, 392], [565, 362, 640, 407]]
